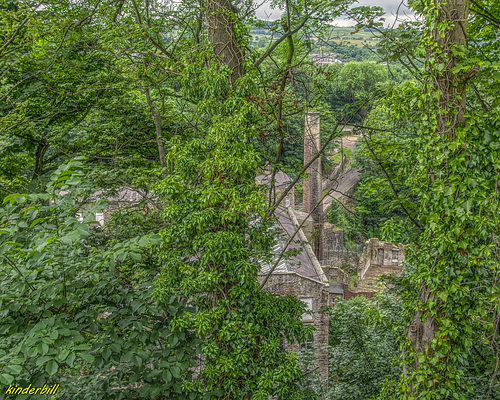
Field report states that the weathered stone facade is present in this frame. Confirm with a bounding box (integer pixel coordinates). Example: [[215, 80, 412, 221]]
[[258, 273, 329, 382], [356, 238, 405, 291], [256, 163, 330, 382], [323, 250, 360, 269], [322, 238, 405, 302], [323, 224, 344, 252]]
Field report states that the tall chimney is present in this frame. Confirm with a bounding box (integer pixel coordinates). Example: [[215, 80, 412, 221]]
[[302, 112, 323, 262]]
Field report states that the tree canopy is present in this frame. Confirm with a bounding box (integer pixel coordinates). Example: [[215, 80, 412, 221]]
[[1, 0, 500, 399]]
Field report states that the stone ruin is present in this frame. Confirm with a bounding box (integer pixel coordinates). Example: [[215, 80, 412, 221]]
[[257, 112, 406, 384]]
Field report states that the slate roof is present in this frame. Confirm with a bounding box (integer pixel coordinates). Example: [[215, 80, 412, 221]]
[[57, 187, 156, 205], [256, 171, 293, 187], [259, 207, 321, 281], [89, 187, 153, 204]]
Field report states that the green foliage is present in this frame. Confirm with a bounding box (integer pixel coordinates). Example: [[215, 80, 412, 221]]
[[328, 294, 403, 400], [327, 200, 358, 245], [329, 98, 420, 245], [11, 1, 500, 399], [153, 55, 316, 398], [324, 43, 378, 62], [330, 147, 352, 166], [2, 0, 361, 396], [371, 1, 500, 398], [0, 160, 200, 399], [323, 61, 389, 123], [326, 173, 411, 246]]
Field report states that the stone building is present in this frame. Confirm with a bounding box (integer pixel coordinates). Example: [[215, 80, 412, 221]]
[[355, 238, 405, 291], [256, 172, 330, 381], [322, 238, 404, 304], [59, 187, 156, 226], [257, 112, 406, 383]]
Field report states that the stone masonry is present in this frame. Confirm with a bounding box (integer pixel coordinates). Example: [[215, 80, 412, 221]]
[[258, 273, 329, 382], [356, 238, 405, 291], [302, 112, 323, 262]]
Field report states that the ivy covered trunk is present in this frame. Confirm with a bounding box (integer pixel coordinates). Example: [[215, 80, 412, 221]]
[[409, 0, 470, 358], [405, 0, 500, 398], [206, 0, 245, 85], [431, 0, 470, 139]]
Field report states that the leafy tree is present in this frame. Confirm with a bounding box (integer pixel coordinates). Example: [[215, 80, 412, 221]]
[[323, 61, 388, 123], [1, 0, 367, 398], [321, 2, 500, 398], [359, 0, 500, 398], [0, 1, 127, 192], [327, 294, 403, 400], [0, 159, 200, 399]]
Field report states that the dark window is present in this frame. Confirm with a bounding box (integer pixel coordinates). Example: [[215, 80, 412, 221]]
[[300, 342, 314, 351]]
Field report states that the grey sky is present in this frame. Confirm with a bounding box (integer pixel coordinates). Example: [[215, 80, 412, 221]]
[[256, 1, 414, 27]]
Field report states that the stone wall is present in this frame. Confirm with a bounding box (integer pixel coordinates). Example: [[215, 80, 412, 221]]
[[323, 227, 360, 270], [258, 273, 329, 382], [356, 238, 405, 292], [323, 225, 343, 251], [323, 250, 360, 270], [343, 284, 374, 300], [327, 280, 375, 305]]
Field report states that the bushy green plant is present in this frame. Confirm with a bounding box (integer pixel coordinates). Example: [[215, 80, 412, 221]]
[[327, 294, 403, 400], [0, 160, 200, 399]]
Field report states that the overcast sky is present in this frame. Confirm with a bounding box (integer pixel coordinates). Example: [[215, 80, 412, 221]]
[[255, 0, 414, 27]]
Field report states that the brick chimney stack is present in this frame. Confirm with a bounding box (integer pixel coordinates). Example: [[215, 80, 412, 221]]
[[302, 112, 323, 262]]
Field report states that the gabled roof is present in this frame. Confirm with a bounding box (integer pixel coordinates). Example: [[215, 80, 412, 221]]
[[57, 187, 157, 206], [256, 171, 293, 187], [259, 207, 326, 282]]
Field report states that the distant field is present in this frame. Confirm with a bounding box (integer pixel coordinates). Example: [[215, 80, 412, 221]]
[[250, 26, 382, 49], [322, 27, 381, 47]]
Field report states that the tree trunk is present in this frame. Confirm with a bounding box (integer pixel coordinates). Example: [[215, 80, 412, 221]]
[[145, 87, 167, 179], [431, 0, 469, 140], [32, 137, 48, 181], [205, 0, 244, 85], [407, 288, 440, 359], [407, 1, 470, 394]]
